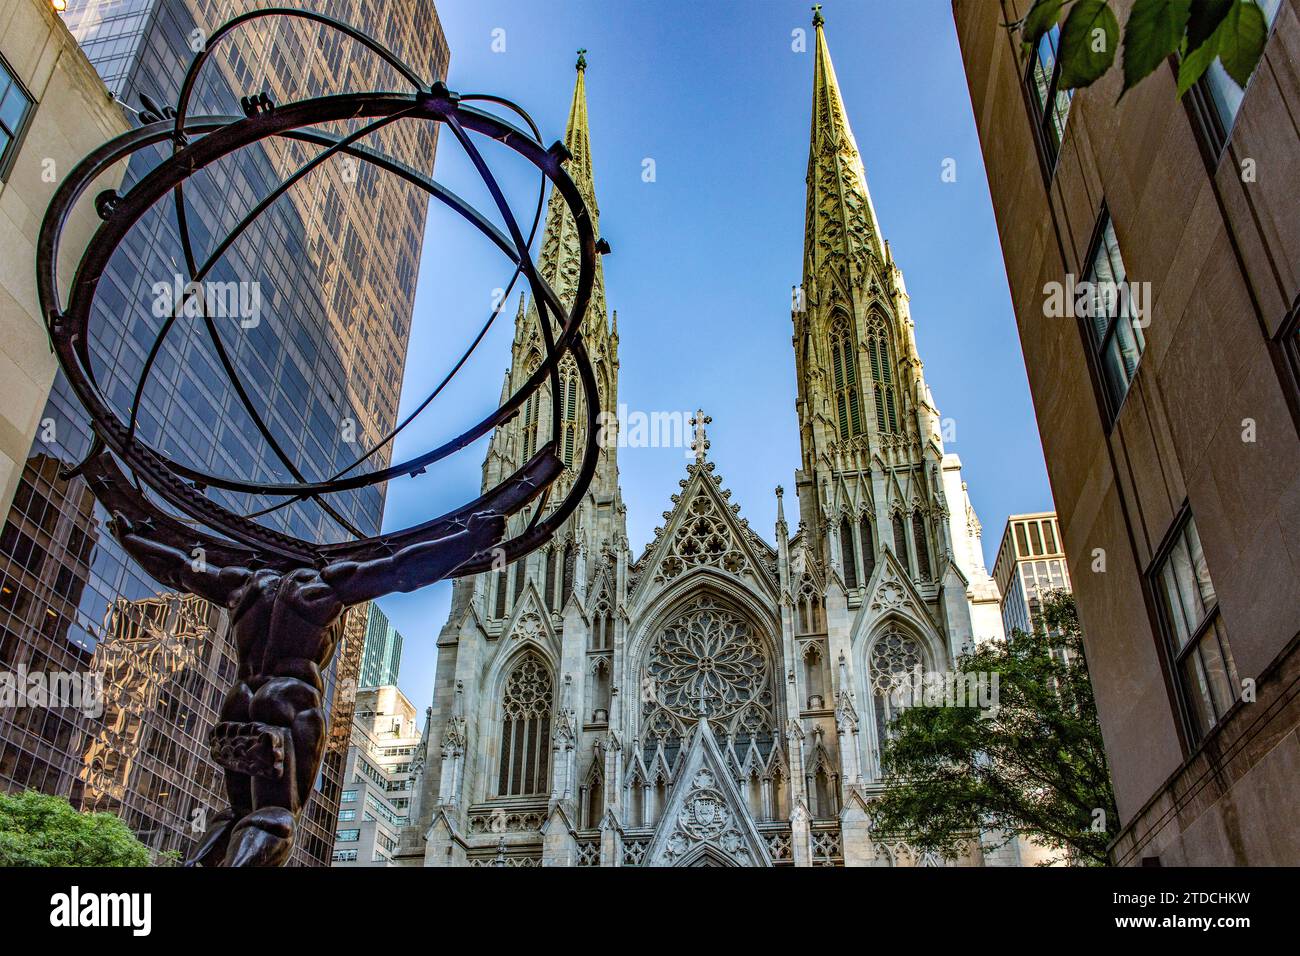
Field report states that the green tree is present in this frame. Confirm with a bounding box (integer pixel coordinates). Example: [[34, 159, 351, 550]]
[[0, 790, 151, 867], [1015, 0, 1270, 99], [871, 591, 1119, 865]]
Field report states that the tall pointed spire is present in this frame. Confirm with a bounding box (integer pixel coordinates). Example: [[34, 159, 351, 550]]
[[486, 52, 621, 506], [537, 51, 607, 330], [803, 10, 884, 289]]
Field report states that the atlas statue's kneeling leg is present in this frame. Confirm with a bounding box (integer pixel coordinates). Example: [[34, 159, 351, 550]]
[[185, 807, 237, 867], [220, 676, 325, 867], [224, 807, 296, 868], [188, 681, 254, 867]]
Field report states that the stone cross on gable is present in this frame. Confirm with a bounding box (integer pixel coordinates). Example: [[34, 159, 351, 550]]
[[689, 409, 712, 462]]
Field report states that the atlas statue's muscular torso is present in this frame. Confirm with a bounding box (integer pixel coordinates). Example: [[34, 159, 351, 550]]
[[110, 512, 500, 867]]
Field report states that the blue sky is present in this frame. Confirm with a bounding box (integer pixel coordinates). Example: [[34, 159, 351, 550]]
[[374, 0, 1054, 714]]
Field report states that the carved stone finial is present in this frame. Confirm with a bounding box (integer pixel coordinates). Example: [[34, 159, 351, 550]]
[[812, 4, 824, 27], [575, 48, 587, 71], [689, 408, 712, 462]]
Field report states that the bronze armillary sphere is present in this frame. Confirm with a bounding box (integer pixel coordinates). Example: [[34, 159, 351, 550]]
[[35, 7, 601, 866]]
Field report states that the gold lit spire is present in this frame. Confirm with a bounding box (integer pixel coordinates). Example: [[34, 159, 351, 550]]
[[803, 11, 884, 288], [536, 51, 606, 330]]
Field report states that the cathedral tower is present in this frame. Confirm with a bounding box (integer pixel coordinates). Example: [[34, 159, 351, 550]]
[[402, 54, 631, 867], [792, 10, 1002, 669]]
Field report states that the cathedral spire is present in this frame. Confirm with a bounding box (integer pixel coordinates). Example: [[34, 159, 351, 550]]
[[534, 50, 608, 337], [803, 11, 884, 288]]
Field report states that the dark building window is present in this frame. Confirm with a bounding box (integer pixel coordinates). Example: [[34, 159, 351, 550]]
[[1188, 0, 1283, 158], [912, 510, 931, 582], [859, 515, 876, 585], [892, 512, 911, 577], [1023, 24, 1073, 174], [544, 547, 557, 611], [1151, 512, 1239, 742], [562, 540, 576, 605], [1083, 210, 1145, 422], [513, 556, 527, 603], [840, 516, 858, 589], [0, 55, 34, 181], [1277, 294, 1300, 417], [493, 569, 508, 618]]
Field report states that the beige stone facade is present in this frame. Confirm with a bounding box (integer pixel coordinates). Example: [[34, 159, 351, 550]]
[[953, 0, 1300, 864], [0, 0, 127, 516]]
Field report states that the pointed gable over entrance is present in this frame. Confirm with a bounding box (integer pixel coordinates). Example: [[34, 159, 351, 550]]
[[629, 412, 778, 597], [643, 717, 772, 867]]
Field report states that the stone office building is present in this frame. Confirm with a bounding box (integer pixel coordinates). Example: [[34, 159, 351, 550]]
[[953, 0, 1299, 864]]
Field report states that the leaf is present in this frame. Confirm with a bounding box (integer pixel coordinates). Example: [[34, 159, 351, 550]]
[[1058, 0, 1121, 89], [1177, 27, 1220, 94], [1186, 0, 1234, 50], [1122, 0, 1192, 95], [1216, 0, 1268, 87], [1021, 0, 1066, 53]]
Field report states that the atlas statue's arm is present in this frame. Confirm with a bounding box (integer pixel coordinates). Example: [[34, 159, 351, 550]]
[[323, 511, 506, 606], [109, 511, 247, 606]]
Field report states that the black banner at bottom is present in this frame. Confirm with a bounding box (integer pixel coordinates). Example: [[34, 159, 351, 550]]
[[0, 864, 1282, 943]]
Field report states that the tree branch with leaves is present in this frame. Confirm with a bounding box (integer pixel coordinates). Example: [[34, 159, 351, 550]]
[[1014, 0, 1271, 98], [870, 591, 1120, 865]]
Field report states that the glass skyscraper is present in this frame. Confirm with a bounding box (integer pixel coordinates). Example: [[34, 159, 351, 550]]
[[358, 602, 404, 690], [0, 0, 447, 865]]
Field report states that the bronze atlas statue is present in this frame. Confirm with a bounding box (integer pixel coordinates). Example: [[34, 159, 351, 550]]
[[35, 8, 601, 866]]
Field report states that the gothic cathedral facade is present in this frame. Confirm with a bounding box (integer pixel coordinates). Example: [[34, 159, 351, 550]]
[[397, 17, 1011, 867]]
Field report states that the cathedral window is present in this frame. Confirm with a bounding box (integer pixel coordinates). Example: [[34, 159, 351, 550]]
[[629, 780, 645, 827], [581, 758, 605, 829], [559, 357, 582, 469], [520, 351, 541, 462], [590, 595, 613, 650], [869, 626, 924, 771], [747, 768, 763, 820], [562, 540, 576, 605], [866, 314, 899, 433], [839, 516, 858, 588], [512, 555, 527, 603], [544, 547, 558, 611], [912, 509, 932, 582], [795, 574, 824, 634], [859, 515, 876, 584], [640, 593, 776, 742], [497, 655, 553, 796], [493, 567, 508, 618], [829, 312, 864, 441], [807, 749, 839, 819], [769, 767, 786, 821], [892, 512, 911, 576]]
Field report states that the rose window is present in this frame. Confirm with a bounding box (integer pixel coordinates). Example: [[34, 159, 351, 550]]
[[642, 594, 773, 737]]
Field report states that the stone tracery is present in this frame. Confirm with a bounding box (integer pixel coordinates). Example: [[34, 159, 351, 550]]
[[641, 594, 776, 740]]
